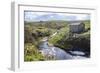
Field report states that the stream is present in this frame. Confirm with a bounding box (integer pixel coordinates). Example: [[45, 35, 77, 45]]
[[38, 38, 89, 60]]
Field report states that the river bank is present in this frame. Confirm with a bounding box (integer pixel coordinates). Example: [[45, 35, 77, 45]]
[[38, 37, 89, 60]]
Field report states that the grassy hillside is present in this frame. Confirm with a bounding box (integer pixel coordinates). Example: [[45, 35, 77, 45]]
[[24, 20, 90, 61]]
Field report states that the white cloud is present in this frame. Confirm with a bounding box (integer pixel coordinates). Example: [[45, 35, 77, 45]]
[[75, 14, 90, 20], [24, 12, 38, 21], [61, 13, 90, 20], [24, 11, 90, 21]]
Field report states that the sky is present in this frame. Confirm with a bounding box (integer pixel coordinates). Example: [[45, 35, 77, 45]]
[[24, 11, 90, 22]]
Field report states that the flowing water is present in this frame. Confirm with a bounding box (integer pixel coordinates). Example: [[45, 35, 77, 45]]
[[39, 38, 89, 60]]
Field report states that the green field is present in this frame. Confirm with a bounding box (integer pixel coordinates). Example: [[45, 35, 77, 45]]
[[24, 20, 90, 61]]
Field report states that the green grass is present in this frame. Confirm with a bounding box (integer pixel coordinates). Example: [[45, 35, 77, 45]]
[[48, 20, 90, 50], [84, 20, 90, 30], [24, 43, 45, 61], [48, 26, 69, 45]]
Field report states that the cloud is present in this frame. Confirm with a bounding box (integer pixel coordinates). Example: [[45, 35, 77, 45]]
[[24, 12, 39, 21], [24, 11, 90, 22], [75, 14, 90, 20], [60, 13, 90, 20]]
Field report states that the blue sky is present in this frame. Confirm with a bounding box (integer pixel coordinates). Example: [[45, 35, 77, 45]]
[[24, 11, 90, 22]]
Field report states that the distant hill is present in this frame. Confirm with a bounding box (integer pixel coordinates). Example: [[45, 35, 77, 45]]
[[25, 20, 90, 25]]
